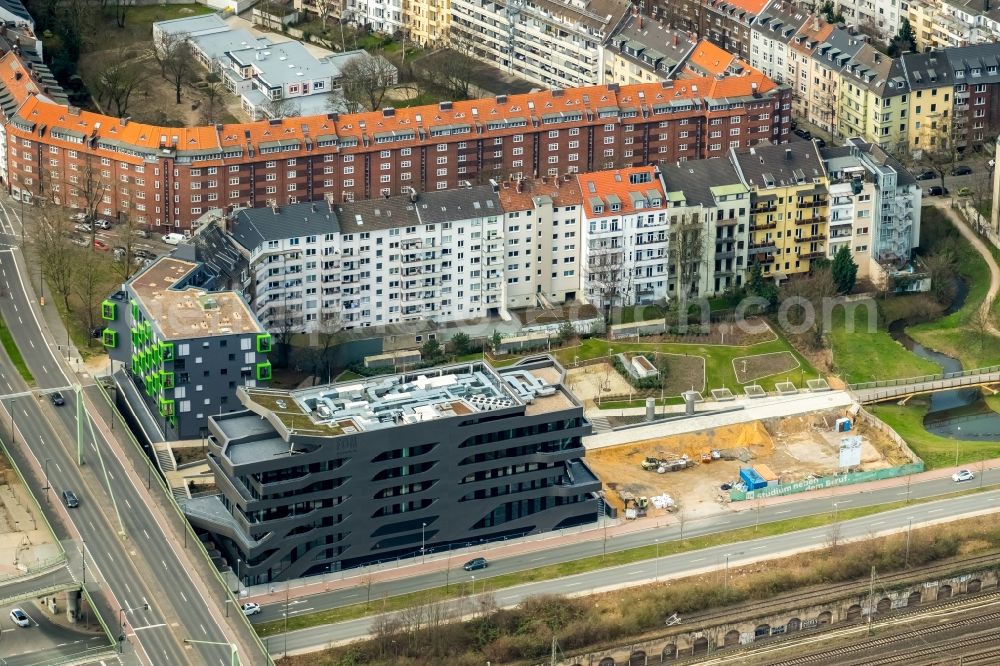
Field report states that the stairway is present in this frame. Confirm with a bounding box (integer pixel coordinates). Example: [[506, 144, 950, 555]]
[[589, 414, 612, 433]]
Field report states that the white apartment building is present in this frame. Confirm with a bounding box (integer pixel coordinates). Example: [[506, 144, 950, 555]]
[[749, 1, 811, 86], [343, 0, 404, 35], [450, 0, 631, 89], [228, 185, 505, 333], [497, 176, 584, 309], [821, 138, 922, 281], [908, 0, 1000, 51], [833, 0, 903, 42], [578, 166, 670, 308]]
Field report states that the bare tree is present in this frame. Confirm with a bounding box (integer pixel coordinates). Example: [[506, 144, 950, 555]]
[[263, 301, 303, 368], [74, 155, 110, 249], [422, 34, 478, 100], [339, 52, 397, 112], [88, 47, 146, 116], [153, 32, 195, 104], [29, 202, 77, 311], [74, 248, 112, 339], [667, 212, 706, 302], [923, 129, 961, 188], [265, 97, 301, 119], [586, 244, 633, 325], [114, 0, 132, 28], [779, 266, 838, 349], [313, 0, 337, 28], [200, 79, 226, 125]]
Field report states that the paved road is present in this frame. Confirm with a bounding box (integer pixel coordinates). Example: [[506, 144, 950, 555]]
[[0, 197, 268, 665], [270, 488, 1000, 655], [2, 600, 113, 666]]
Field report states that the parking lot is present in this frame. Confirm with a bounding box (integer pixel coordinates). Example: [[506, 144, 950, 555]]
[[2, 600, 112, 665]]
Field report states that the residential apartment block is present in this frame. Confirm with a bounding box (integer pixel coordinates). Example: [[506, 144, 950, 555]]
[[831, 0, 903, 43], [403, 0, 452, 47], [603, 12, 695, 85], [226, 185, 504, 333], [649, 0, 768, 61], [907, 0, 1000, 51], [450, 0, 631, 89], [183, 358, 600, 582], [0, 52, 789, 230], [102, 256, 271, 440], [731, 141, 829, 278], [821, 138, 921, 282], [345, 0, 404, 35]]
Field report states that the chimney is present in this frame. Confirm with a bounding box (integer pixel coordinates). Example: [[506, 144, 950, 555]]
[[673, 33, 678, 46], [813, 15, 820, 31], [639, 14, 644, 29], [311, 203, 317, 212], [785, 148, 792, 160]]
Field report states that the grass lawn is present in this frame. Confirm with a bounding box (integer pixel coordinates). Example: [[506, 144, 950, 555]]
[[871, 401, 1000, 468], [552, 330, 817, 394], [253, 491, 986, 638], [334, 370, 364, 381], [829, 302, 939, 384], [102, 5, 213, 46], [0, 314, 33, 383]]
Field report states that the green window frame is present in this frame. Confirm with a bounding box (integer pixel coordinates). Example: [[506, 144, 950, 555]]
[[256, 361, 272, 381], [101, 301, 116, 321], [160, 341, 174, 362], [102, 329, 117, 348], [256, 333, 272, 353]]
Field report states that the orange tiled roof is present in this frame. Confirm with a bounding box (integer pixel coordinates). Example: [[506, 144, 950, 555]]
[[0, 52, 43, 113], [1, 47, 780, 159], [577, 166, 667, 217], [710, 0, 770, 15], [684, 39, 740, 77], [496, 175, 583, 211], [790, 20, 835, 55]]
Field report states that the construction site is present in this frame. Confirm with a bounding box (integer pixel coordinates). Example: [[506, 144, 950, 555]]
[[585, 407, 908, 520]]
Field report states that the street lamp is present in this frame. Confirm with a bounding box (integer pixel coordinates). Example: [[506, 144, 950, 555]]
[[421, 522, 427, 564], [236, 558, 242, 597], [654, 539, 659, 581], [43, 458, 51, 502], [905, 516, 913, 568], [723, 551, 743, 593], [955, 427, 961, 466], [118, 603, 149, 653]]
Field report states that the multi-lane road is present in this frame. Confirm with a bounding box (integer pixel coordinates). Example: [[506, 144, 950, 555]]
[[270, 487, 1000, 654], [0, 197, 269, 665]]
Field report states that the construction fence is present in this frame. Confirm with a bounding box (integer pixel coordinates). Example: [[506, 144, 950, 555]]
[[730, 462, 925, 501]]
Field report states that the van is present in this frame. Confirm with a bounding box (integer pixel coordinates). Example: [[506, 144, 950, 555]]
[[162, 232, 187, 246]]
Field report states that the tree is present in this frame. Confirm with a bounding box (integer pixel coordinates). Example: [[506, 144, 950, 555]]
[[831, 245, 859, 294], [339, 53, 397, 112], [667, 212, 706, 302], [779, 267, 838, 349], [924, 133, 961, 188], [888, 18, 916, 57], [88, 47, 146, 117], [489, 330, 502, 353], [114, 0, 132, 29], [422, 35, 478, 100], [421, 337, 442, 362], [313, 314, 343, 382], [263, 302, 303, 367], [266, 97, 302, 119], [153, 32, 195, 105], [73, 156, 109, 249], [747, 261, 778, 309], [111, 203, 144, 281], [586, 244, 633, 325], [29, 202, 77, 312], [200, 79, 226, 125], [819, 1, 844, 24], [924, 248, 958, 305], [313, 0, 336, 29], [450, 332, 471, 356], [74, 248, 111, 339], [556, 321, 576, 345], [969, 307, 995, 351]]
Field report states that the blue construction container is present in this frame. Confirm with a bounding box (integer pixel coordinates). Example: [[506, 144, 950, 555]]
[[740, 467, 767, 490]]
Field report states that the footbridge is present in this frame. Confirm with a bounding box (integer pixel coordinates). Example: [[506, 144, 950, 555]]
[[849, 366, 1000, 404]]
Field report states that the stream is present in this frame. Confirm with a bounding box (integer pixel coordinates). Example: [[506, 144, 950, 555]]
[[887, 279, 1000, 441]]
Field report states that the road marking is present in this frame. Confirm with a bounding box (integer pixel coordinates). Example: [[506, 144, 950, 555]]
[[288, 607, 314, 615], [106, 552, 114, 562], [180, 592, 188, 603], [530, 556, 545, 562], [17, 315, 21, 324], [750, 546, 767, 551], [870, 521, 885, 526], [124, 498, 131, 509], [566, 582, 581, 587], [131, 624, 166, 631], [55, 463, 62, 473], [774, 509, 791, 514], [143, 529, 151, 540], [928, 508, 944, 514], [109, 471, 115, 480], [161, 559, 168, 570], [626, 570, 645, 575], [689, 558, 705, 563], [200, 623, 207, 635], [342, 594, 358, 598], [125, 584, 132, 595], [28, 339, 33, 348]]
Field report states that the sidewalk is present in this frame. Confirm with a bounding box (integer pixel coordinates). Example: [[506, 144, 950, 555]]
[[245, 457, 1000, 608]]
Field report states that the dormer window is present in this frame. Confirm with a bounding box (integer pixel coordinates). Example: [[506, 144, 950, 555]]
[[594, 205, 604, 214], [610, 203, 621, 212]]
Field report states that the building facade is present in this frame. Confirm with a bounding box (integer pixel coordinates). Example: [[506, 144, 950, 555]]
[[183, 358, 600, 582], [450, 0, 631, 89], [907, 0, 1000, 51], [226, 184, 505, 333], [0, 57, 790, 231], [102, 256, 271, 440], [603, 12, 695, 85], [731, 141, 830, 278], [403, 0, 451, 47]]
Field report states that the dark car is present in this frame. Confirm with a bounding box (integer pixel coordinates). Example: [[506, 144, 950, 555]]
[[134, 248, 156, 260], [951, 165, 973, 176], [915, 170, 936, 180], [813, 137, 826, 149], [927, 185, 950, 196], [793, 128, 812, 140], [49, 391, 65, 406], [463, 557, 488, 571], [62, 490, 79, 508]]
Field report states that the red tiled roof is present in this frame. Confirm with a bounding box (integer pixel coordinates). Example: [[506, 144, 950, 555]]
[[577, 166, 667, 217], [496, 176, 582, 211]]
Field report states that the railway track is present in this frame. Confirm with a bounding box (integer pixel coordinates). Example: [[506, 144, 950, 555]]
[[677, 552, 1000, 631], [858, 631, 1000, 666]]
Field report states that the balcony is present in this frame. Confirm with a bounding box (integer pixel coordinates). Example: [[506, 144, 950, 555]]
[[795, 233, 827, 243], [750, 221, 777, 231], [753, 204, 777, 213], [796, 216, 826, 225], [749, 242, 779, 254], [801, 250, 827, 260]]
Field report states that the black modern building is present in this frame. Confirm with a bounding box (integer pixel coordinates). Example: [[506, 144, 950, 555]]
[[182, 357, 601, 583]]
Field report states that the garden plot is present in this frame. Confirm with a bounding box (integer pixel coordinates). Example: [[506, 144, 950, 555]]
[[732, 351, 800, 384]]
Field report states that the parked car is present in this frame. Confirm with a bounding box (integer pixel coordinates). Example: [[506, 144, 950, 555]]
[[957, 186, 973, 196], [133, 248, 156, 260], [9, 608, 30, 628], [915, 169, 936, 180], [62, 490, 80, 508], [926, 186, 949, 196], [242, 602, 261, 616], [463, 557, 488, 571], [94, 219, 112, 230], [93, 239, 109, 251], [952, 469, 975, 482], [136, 229, 151, 239], [793, 128, 812, 140], [70, 237, 88, 247], [74, 223, 92, 233], [50, 391, 65, 406], [951, 165, 973, 176], [813, 137, 826, 149], [162, 232, 187, 245], [69, 212, 88, 223]]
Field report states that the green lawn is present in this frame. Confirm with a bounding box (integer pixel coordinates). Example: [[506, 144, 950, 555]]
[[0, 314, 33, 383], [829, 302, 939, 384], [871, 401, 1000, 468], [253, 491, 986, 638], [106, 5, 213, 46], [553, 328, 817, 393]]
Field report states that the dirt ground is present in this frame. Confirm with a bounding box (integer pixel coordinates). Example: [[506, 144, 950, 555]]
[[566, 363, 635, 405], [586, 409, 902, 521], [733, 351, 800, 384]]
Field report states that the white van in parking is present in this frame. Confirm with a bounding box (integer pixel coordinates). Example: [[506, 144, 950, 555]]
[[162, 233, 187, 245]]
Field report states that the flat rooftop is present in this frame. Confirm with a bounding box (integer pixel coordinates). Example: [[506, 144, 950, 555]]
[[241, 361, 576, 437], [128, 257, 263, 340]]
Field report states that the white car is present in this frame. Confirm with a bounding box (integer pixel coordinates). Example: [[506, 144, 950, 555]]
[[94, 219, 112, 230], [241, 602, 261, 616], [952, 469, 975, 482], [69, 212, 88, 222], [74, 223, 92, 233], [162, 232, 187, 245], [10, 608, 30, 627]]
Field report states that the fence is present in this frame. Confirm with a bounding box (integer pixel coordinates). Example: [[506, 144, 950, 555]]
[[847, 365, 1000, 391], [730, 462, 925, 501]]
